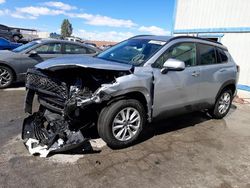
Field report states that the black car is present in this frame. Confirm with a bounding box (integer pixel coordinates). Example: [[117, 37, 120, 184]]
[[0, 39, 101, 88], [0, 24, 23, 42]]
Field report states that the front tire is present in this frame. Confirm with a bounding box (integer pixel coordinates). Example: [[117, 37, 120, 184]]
[[97, 99, 146, 149], [0, 66, 14, 89], [210, 89, 233, 119]]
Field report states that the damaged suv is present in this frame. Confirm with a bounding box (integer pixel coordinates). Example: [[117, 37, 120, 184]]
[[22, 35, 239, 157]]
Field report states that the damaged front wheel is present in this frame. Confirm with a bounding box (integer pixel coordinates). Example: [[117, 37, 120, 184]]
[[97, 99, 146, 149]]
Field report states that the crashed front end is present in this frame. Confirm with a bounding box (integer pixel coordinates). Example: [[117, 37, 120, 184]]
[[22, 66, 132, 157]]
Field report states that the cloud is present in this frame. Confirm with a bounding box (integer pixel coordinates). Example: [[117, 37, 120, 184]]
[[4, 4, 136, 28], [0, 9, 9, 16], [0, 8, 37, 19], [68, 13, 136, 28], [43, 1, 76, 11], [17, 6, 64, 17], [138, 26, 170, 35], [0, 2, 167, 36], [3, 6, 66, 19], [85, 15, 136, 28], [76, 29, 134, 42], [0, 0, 5, 4]]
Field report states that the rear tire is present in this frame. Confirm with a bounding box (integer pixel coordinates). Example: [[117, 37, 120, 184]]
[[210, 89, 233, 119], [97, 99, 146, 149], [0, 66, 14, 89]]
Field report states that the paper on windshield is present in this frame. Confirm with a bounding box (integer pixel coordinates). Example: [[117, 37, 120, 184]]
[[148, 40, 166, 45]]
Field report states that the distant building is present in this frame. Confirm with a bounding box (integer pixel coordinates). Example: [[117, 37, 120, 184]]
[[12, 27, 38, 41], [173, 0, 250, 87], [37, 31, 50, 39]]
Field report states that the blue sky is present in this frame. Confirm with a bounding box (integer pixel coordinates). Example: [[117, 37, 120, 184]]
[[0, 0, 175, 41]]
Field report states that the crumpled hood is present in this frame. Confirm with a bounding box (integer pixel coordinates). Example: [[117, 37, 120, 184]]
[[36, 55, 134, 72]]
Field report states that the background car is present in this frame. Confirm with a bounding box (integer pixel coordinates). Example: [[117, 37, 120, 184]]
[[0, 39, 101, 88], [84, 42, 97, 48], [65, 36, 83, 43], [0, 38, 22, 50], [0, 24, 23, 42]]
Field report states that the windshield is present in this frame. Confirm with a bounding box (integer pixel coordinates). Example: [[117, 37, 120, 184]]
[[12, 41, 38, 53], [97, 39, 166, 65]]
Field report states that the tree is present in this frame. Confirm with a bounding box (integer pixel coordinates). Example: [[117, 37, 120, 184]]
[[61, 19, 73, 38]]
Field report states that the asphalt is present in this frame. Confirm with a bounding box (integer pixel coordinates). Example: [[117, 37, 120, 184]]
[[0, 87, 250, 188]]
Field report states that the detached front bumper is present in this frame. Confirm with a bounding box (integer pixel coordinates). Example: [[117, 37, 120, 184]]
[[23, 69, 113, 157], [22, 112, 89, 157]]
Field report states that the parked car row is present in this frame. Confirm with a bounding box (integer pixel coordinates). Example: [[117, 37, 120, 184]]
[[0, 39, 101, 88]]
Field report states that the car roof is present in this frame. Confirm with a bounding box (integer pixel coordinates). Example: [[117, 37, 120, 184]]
[[132, 35, 172, 42], [34, 39, 100, 52], [35, 38, 77, 43], [131, 35, 227, 50]]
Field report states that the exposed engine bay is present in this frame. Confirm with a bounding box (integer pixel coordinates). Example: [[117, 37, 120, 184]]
[[23, 67, 132, 157]]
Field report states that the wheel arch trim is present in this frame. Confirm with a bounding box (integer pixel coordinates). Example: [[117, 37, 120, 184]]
[[106, 89, 152, 123], [216, 79, 236, 100]]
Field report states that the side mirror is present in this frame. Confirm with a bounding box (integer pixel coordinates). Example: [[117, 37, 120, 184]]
[[161, 58, 185, 74], [29, 50, 38, 56]]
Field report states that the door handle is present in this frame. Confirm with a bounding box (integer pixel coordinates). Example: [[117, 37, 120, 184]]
[[191, 71, 200, 77]]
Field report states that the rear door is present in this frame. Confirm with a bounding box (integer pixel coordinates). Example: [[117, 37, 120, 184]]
[[152, 42, 201, 118], [196, 43, 233, 105]]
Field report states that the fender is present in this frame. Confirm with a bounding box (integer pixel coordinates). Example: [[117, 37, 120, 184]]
[[215, 79, 237, 100], [102, 87, 153, 123]]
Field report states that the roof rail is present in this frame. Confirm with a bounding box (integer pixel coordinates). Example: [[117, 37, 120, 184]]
[[170, 36, 223, 45], [129, 35, 154, 39]]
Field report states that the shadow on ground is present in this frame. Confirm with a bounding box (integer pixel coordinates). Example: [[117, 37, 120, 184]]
[[136, 111, 213, 146], [55, 110, 218, 156], [8, 82, 25, 88]]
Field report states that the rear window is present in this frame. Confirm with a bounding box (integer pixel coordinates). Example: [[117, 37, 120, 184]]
[[217, 48, 228, 63], [87, 48, 96, 54], [35, 43, 62, 54], [198, 43, 216, 65], [65, 44, 89, 54]]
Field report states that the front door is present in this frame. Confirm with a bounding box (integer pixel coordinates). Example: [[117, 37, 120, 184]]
[[152, 42, 201, 118], [19, 42, 63, 73]]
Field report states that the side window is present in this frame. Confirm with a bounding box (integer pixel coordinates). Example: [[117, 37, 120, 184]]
[[65, 44, 88, 54], [87, 48, 96, 54], [154, 43, 197, 68], [35, 43, 62, 54], [217, 48, 228, 63], [198, 44, 216, 65]]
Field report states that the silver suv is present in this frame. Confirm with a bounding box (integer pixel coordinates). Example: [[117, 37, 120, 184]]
[[22, 35, 239, 157]]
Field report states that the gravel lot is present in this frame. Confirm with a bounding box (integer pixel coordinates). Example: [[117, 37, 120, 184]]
[[0, 87, 250, 188]]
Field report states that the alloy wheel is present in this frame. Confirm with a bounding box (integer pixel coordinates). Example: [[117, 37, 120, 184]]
[[218, 92, 231, 114], [112, 107, 141, 141], [0, 67, 12, 87]]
